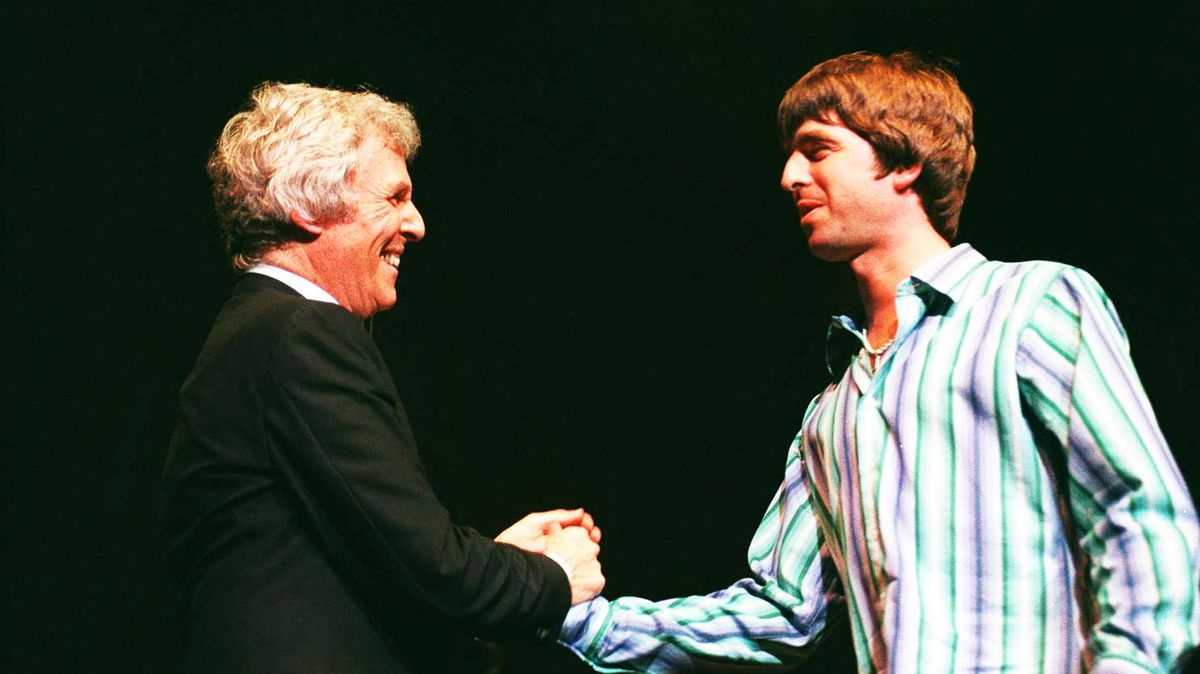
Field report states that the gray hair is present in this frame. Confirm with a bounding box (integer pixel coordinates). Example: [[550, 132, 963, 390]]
[[208, 82, 421, 269]]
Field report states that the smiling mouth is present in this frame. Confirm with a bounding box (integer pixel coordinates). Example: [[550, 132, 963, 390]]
[[381, 252, 401, 268]]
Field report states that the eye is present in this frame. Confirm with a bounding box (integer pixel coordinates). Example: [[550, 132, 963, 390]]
[[804, 145, 831, 161], [793, 138, 832, 163]]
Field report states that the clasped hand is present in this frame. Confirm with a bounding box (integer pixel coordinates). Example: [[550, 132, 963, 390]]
[[496, 508, 604, 604]]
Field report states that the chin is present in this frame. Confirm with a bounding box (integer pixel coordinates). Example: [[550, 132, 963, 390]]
[[375, 293, 398, 313], [807, 241, 855, 264], [805, 237, 835, 258]]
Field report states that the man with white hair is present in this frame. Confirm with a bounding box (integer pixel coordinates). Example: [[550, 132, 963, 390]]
[[161, 82, 604, 674]]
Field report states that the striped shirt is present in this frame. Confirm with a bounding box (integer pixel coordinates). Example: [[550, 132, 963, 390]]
[[559, 244, 1199, 673]]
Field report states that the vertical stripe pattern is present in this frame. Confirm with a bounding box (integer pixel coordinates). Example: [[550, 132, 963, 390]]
[[560, 245, 1199, 673]]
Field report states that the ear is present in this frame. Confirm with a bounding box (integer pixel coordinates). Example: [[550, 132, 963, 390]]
[[890, 164, 922, 193], [289, 211, 325, 237]]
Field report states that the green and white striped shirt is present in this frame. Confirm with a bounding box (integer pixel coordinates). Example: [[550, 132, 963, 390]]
[[561, 244, 1199, 673]]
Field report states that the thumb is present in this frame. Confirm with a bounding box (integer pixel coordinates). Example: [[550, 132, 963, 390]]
[[524, 507, 585, 530]]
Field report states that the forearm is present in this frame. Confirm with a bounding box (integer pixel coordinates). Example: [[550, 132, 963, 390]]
[[560, 579, 833, 673], [268, 304, 572, 636], [1078, 484, 1199, 671]]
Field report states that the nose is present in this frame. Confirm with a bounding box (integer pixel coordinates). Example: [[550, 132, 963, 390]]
[[780, 151, 812, 192], [401, 202, 425, 242]]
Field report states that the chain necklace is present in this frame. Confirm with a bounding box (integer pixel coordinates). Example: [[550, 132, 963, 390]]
[[863, 337, 896, 371]]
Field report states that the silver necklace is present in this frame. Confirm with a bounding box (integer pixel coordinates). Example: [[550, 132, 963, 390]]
[[863, 337, 896, 371]]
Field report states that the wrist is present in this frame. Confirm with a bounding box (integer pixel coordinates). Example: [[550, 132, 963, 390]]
[[545, 550, 572, 578]]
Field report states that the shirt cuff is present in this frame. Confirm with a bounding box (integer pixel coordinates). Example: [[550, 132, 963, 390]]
[[545, 550, 572, 578], [557, 596, 610, 649]]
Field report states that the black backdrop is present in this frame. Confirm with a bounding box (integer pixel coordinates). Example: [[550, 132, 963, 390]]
[[5, 2, 1199, 672]]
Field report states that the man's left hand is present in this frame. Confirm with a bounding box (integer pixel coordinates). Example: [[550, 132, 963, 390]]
[[495, 507, 602, 553]]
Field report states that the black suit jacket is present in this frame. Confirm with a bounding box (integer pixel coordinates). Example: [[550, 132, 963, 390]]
[[161, 274, 569, 673]]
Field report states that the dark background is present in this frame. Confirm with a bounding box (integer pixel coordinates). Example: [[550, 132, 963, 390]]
[[5, 2, 1198, 672]]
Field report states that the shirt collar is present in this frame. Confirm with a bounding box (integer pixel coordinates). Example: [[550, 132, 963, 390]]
[[245, 263, 340, 305], [823, 243, 986, 378], [906, 242, 986, 305]]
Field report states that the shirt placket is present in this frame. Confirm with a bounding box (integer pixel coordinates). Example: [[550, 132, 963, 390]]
[[852, 357, 891, 616], [851, 280, 929, 623]]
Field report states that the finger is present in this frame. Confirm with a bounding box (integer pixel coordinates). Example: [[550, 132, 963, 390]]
[[580, 533, 600, 555], [546, 521, 563, 535], [552, 525, 587, 543], [523, 508, 587, 531], [575, 525, 595, 541], [589, 525, 602, 543]]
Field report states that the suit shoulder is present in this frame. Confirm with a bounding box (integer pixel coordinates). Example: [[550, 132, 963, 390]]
[[193, 286, 366, 373]]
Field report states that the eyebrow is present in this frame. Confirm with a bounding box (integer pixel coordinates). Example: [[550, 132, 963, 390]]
[[792, 129, 840, 148]]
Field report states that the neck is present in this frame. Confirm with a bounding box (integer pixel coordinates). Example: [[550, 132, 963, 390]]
[[849, 223, 950, 348], [261, 247, 320, 286]]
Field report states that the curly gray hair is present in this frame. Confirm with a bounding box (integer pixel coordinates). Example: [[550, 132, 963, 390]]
[[208, 82, 421, 269]]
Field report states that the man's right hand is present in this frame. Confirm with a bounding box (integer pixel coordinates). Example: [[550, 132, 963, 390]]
[[544, 525, 605, 604]]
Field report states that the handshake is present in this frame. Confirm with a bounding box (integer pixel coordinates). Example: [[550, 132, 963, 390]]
[[495, 508, 605, 604]]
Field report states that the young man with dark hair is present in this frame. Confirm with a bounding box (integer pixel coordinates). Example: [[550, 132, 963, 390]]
[[558, 51, 1198, 674]]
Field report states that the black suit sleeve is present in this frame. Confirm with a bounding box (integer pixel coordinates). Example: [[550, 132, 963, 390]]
[[261, 302, 569, 640]]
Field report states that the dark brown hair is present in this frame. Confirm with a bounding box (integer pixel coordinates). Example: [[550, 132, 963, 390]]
[[778, 51, 976, 240]]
